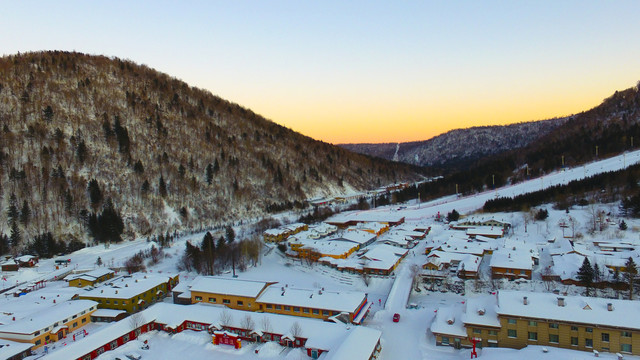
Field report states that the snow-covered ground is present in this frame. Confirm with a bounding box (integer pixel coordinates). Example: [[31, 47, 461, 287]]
[[5, 150, 640, 359]]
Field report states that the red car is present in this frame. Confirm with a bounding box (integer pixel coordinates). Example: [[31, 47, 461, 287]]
[[393, 313, 400, 322]]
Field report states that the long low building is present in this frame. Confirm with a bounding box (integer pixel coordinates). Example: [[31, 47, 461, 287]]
[[77, 273, 179, 313], [0, 300, 98, 349], [180, 276, 371, 324], [431, 290, 640, 356], [44, 303, 382, 360]]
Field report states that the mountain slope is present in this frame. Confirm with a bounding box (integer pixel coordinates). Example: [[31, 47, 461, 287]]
[[340, 119, 566, 170], [0, 51, 422, 248]]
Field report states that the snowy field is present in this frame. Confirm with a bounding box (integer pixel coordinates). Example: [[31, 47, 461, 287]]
[[4, 150, 640, 359]]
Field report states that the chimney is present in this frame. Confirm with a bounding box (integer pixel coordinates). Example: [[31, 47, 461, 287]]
[[523, 296, 528, 305], [607, 303, 613, 311], [557, 297, 565, 307], [477, 308, 485, 315], [446, 317, 455, 325]]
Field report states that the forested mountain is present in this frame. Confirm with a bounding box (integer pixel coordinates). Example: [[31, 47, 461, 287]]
[[340, 119, 567, 170], [0, 51, 422, 255]]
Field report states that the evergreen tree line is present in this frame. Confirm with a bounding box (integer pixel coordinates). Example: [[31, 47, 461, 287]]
[[178, 228, 261, 275], [577, 257, 639, 299], [483, 164, 640, 213]]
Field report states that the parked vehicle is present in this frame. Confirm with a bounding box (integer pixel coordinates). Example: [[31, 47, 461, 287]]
[[393, 313, 400, 322]]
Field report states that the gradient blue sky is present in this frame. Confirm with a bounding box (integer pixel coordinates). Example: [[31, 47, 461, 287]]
[[2, 1, 639, 143]]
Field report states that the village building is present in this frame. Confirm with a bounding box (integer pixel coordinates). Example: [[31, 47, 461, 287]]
[[466, 226, 504, 239], [489, 250, 534, 280], [44, 302, 382, 360], [423, 251, 482, 279], [187, 276, 275, 311], [76, 273, 179, 313], [432, 291, 640, 356], [0, 339, 32, 360], [66, 268, 115, 288], [1, 259, 19, 272], [183, 276, 371, 324], [326, 212, 405, 229], [263, 223, 308, 243], [89, 309, 127, 323], [14, 255, 38, 268], [319, 244, 407, 276], [0, 300, 97, 349]]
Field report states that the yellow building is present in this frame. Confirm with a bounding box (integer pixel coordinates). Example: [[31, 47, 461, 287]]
[[183, 276, 371, 324], [67, 268, 115, 288], [188, 277, 275, 311], [0, 300, 97, 349], [432, 291, 640, 356], [77, 273, 179, 313]]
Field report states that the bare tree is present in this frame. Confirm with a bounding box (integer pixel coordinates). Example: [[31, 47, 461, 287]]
[[240, 314, 255, 332], [290, 321, 303, 338], [129, 312, 145, 331], [219, 309, 233, 327], [260, 317, 273, 334], [542, 266, 557, 292]]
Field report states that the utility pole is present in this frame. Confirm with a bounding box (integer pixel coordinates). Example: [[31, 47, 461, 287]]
[[595, 145, 599, 158], [492, 175, 495, 189]]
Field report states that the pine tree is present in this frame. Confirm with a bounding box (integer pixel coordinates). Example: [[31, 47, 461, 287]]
[[619, 220, 628, 231], [201, 231, 216, 275], [76, 139, 87, 164], [9, 220, 21, 248], [141, 179, 150, 194], [87, 179, 103, 211], [158, 175, 167, 197], [42, 105, 54, 122], [64, 189, 73, 214], [20, 200, 30, 226], [577, 257, 595, 296], [446, 209, 460, 222], [623, 257, 638, 300], [225, 226, 235, 244], [7, 193, 19, 221]]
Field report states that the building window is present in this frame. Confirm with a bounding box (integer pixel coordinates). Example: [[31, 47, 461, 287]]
[[473, 328, 482, 335], [106, 300, 110, 304], [275, 305, 281, 310], [284, 306, 291, 311], [602, 333, 609, 342], [82, 318, 86, 323], [549, 334, 559, 343], [293, 307, 300, 312], [237, 301, 244, 306], [586, 327, 593, 333], [528, 332, 537, 341], [322, 310, 329, 316], [621, 344, 632, 353], [45, 335, 50, 341], [35, 340, 41, 346], [571, 337, 578, 346], [621, 331, 632, 338], [571, 326, 578, 331], [123, 334, 129, 342], [585, 338, 593, 348], [442, 337, 449, 345], [73, 315, 77, 319], [528, 321, 537, 327], [312, 309, 319, 315], [114, 301, 118, 305], [223, 299, 230, 304], [488, 341, 498, 347], [34, 331, 40, 336], [195, 296, 202, 301], [549, 323, 559, 329], [303, 308, 309, 314], [209, 297, 216, 303], [73, 322, 78, 327], [507, 319, 517, 325], [266, 304, 273, 309], [488, 330, 498, 336], [508, 330, 517, 338], [110, 340, 118, 349]]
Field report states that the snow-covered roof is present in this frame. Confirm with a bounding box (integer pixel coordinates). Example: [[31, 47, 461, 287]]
[[301, 240, 359, 257], [430, 303, 468, 337], [0, 339, 32, 359], [66, 268, 114, 281], [360, 244, 407, 270], [257, 287, 366, 314], [188, 276, 273, 298], [15, 255, 37, 262], [323, 326, 381, 360], [331, 229, 376, 245], [91, 308, 127, 318], [497, 290, 640, 330], [548, 238, 575, 256], [489, 250, 533, 270], [327, 211, 405, 225], [463, 295, 500, 328], [0, 300, 97, 335], [79, 273, 175, 300], [466, 226, 504, 237]]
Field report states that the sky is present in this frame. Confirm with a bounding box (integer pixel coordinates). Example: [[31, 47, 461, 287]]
[[1, 1, 640, 144]]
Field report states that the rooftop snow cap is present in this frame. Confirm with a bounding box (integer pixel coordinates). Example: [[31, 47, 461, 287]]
[[557, 297, 565, 307], [477, 308, 485, 315], [523, 296, 528, 305]]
